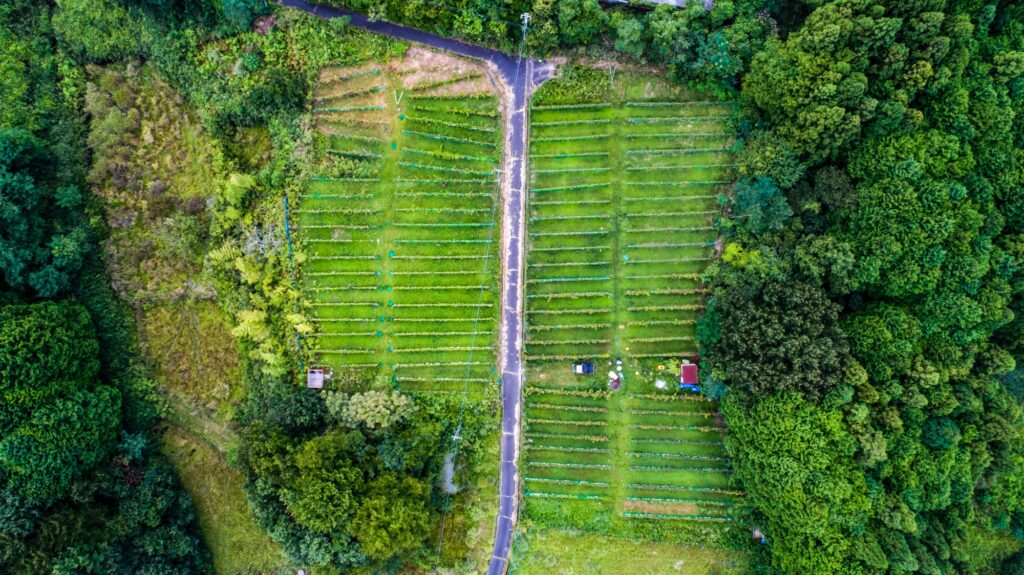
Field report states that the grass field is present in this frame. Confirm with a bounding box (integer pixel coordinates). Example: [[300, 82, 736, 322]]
[[161, 425, 292, 575], [509, 529, 747, 575], [295, 49, 503, 398], [521, 69, 742, 546]]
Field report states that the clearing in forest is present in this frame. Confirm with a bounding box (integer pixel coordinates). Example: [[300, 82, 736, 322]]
[[293, 48, 503, 399], [521, 68, 742, 545]]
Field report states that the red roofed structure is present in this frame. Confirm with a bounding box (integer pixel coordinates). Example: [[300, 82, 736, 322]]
[[680, 363, 698, 385]]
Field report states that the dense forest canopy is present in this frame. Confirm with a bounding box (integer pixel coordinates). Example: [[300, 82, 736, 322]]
[[1, 0, 1022, 573]]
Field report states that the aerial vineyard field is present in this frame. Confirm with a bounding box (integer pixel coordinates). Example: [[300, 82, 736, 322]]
[[521, 70, 741, 545], [293, 50, 502, 399]]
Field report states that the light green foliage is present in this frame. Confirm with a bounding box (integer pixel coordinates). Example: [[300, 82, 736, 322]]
[[351, 473, 431, 560], [53, 0, 148, 62], [284, 430, 365, 534], [557, 0, 606, 47], [744, 0, 967, 162], [723, 392, 870, 574], [327, 390, 414, 432]]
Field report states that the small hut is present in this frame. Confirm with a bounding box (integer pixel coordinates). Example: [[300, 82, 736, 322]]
[[679, 361, 699, 392], [306, 368, 329, 389]]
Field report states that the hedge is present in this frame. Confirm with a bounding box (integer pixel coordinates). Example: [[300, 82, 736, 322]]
[[626, 116, 734, 124], [524, 492, 605, 500], [531, 199, 611, 207], [530, 403, 608, 413], [525, 386, 613, 399], [525, 445, 610, 454], [315, 105, 385, 112], [533, 119, 611, 127], [409, 104, 497, 118], [628, 465, 731, 473], [527, 276, 610, 283], [314, 84, 386, 102], [529, 433, 609, 443], [530, 460, 610, 468], [529, 260, 610, 267], [624, 289, 706, 296], [527, 339, 611, 346], [402, 147, 495, 163], [622, 513, 732, 522], [531, 183, 609, 193], [533, 103, 610, 110], [627, 484, 742, 496], [625, 101, 734, 107], [525, 292, 612, 299], [405, 115, 497, 134], [402, 129, 496, 147], [523, 477, 609, 487], [409, 71, 482, 91], [529, 418, 608, 427], [399, 162, 493, 176], [525, 353, 612, 361], [625, 164, 737, 172], [527, 308, 612, 315], [532, 134, 610, 143], [532, 152, 610, 159]]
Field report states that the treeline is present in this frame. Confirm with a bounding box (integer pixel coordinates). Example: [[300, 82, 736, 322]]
[[38, 0, 504, 571], [0, 1, 211, 572], [326, 0, 788, 93], [699, 1, 1024, 573]]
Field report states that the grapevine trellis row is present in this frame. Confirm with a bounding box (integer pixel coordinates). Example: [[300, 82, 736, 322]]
[[293, 62, 505, 397], [520, 86, 742, 539]]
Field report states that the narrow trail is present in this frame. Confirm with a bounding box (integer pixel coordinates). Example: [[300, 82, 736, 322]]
[[279, 2, 545, 573]]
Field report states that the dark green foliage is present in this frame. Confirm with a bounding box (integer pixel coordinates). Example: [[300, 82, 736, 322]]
[[0, 302, 120, 504], [0, 130, 89, 299], [728, 177, 793, 238], [706, 271, 848, 400], [236, 367, 496, 571], [707, 0, 1024, 572]]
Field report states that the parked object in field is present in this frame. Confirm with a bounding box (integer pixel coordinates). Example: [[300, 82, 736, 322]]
[[573, 362, 595, 375]]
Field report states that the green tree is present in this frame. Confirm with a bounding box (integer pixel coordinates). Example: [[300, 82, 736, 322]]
[[706, 274, 849, 400], [351, 474, 431, 561], [729, 177, 793, 238], [0, 129, 89, 298], [724, 392, 870, 574]]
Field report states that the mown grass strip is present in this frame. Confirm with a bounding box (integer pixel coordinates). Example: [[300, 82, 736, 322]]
[[314, 84, 386, 102], [409, 71, 482, 91]]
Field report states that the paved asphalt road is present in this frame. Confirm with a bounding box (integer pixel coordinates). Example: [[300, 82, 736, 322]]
[[279, 2, 541, 573]]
